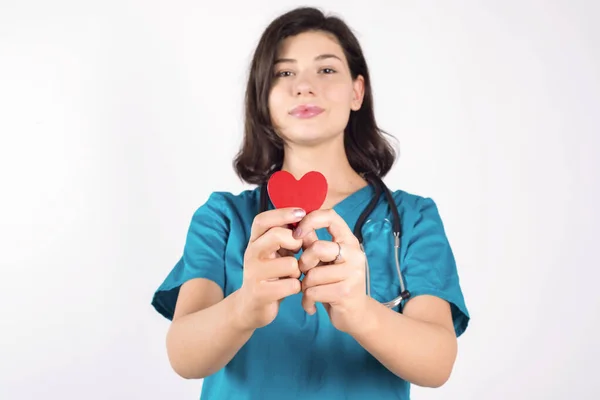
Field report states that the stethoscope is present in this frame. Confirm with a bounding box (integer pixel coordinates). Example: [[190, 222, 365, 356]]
[[258, 174, 411, 310]]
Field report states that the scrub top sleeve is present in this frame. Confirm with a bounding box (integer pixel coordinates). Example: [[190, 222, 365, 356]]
[[403, 197, 470, 337], [151, 192, 230, 321]]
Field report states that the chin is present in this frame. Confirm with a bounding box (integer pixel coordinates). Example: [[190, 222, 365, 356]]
[[280, 128, 341, 147]]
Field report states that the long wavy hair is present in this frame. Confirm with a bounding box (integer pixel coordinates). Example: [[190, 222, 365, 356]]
[[233, 7, 397, 185]]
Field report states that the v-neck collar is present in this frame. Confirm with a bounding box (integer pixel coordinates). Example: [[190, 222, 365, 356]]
[[331, 183, 374, 219]]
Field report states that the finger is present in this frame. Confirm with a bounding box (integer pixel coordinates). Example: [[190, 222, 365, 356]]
[[260, 256, 301, 281], [250, 208, 306, 242], [304, 281, 349, 305], [300, 229, 319, 250], [293, 209, 357, 245], [277, 248, 298, 258], [301, 262, 355, 314], [301, 264, 349, 291], [298, 240, 340, 274], [301, 291, 318, 315], [260, 278, 301, 302], [250, 226, 303, 259]]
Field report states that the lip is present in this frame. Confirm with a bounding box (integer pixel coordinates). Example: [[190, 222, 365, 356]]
[[289, 104, 324, 119]]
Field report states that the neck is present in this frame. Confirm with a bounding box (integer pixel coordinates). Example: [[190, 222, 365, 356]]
[[281, 138, 367, 209]]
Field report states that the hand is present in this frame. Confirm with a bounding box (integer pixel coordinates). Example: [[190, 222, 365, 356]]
[[294, 209, 369, 334], [235, 207, 306, 330]]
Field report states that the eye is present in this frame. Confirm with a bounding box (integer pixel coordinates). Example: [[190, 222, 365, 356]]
[[274, 70, 293, 78], [320, 68, 337, 74]]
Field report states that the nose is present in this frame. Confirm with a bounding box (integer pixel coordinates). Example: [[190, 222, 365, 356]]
[[292, 73, 315, 96]]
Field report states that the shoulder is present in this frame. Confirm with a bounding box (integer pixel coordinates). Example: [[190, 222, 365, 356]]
[[388, 188, 444, 225], [192, 187, 261, 221], [183, 187, 261, 242], [381, 187, 454, 246]]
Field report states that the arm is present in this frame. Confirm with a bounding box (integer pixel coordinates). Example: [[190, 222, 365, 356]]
[[164, 208, 307, 380], [166, 278, 255, 379], [349, 295, 457, 388], [295, 200, 469, 388]]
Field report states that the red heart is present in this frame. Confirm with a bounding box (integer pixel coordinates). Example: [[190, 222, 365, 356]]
[[267, 171, 328, 214]]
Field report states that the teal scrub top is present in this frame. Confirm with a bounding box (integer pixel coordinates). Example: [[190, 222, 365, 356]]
[[152, 184, 470, 400]]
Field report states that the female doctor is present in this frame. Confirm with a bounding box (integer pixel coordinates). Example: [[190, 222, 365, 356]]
[[152, 6, 469, 400]]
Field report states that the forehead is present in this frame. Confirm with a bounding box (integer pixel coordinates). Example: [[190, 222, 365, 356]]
[[277, 30, 345, 59]]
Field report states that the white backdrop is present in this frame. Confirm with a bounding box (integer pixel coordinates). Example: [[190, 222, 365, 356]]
[[1, 1, 599, 399]]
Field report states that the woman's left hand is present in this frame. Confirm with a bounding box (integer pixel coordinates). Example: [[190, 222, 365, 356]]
[[293, 209, 370, 334]]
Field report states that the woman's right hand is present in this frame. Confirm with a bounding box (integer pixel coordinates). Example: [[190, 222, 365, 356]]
[[234, 207, 307, 331]]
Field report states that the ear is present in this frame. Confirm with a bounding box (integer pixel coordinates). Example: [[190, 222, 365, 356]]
[[351, 75, 365, 111]]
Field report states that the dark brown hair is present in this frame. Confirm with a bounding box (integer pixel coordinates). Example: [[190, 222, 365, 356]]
[[233, 7, 397, 185]]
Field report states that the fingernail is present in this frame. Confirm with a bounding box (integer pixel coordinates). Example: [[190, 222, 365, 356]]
[[292, 208, 306, 218], [293, 227, 302, 238]]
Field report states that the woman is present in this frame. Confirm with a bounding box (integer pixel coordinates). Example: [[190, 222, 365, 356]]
[[152, 7, 469, 400]]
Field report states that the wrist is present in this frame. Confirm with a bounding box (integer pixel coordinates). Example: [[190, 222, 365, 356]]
[[347, 296, 380, 339], [227, 289, 257, 334]]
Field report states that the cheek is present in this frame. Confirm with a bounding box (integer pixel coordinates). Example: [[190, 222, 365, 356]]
[[322, 82, 355, 107], [268, 88, 287, 125], [322, 84, 355, 123]]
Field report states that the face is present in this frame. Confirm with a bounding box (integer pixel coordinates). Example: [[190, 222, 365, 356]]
[[268, 30, 364, 147]]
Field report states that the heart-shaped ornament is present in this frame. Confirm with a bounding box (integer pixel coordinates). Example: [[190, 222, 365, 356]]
[[267, 170, 328, 215]]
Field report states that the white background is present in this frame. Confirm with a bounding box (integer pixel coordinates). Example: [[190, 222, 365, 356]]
[[1, 1, 599, 399]]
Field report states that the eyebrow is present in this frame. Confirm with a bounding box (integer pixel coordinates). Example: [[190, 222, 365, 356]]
[[274, 54, 343, 65]]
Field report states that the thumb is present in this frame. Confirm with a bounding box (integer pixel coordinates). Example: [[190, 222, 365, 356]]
[[300, 229, 319, 249]]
